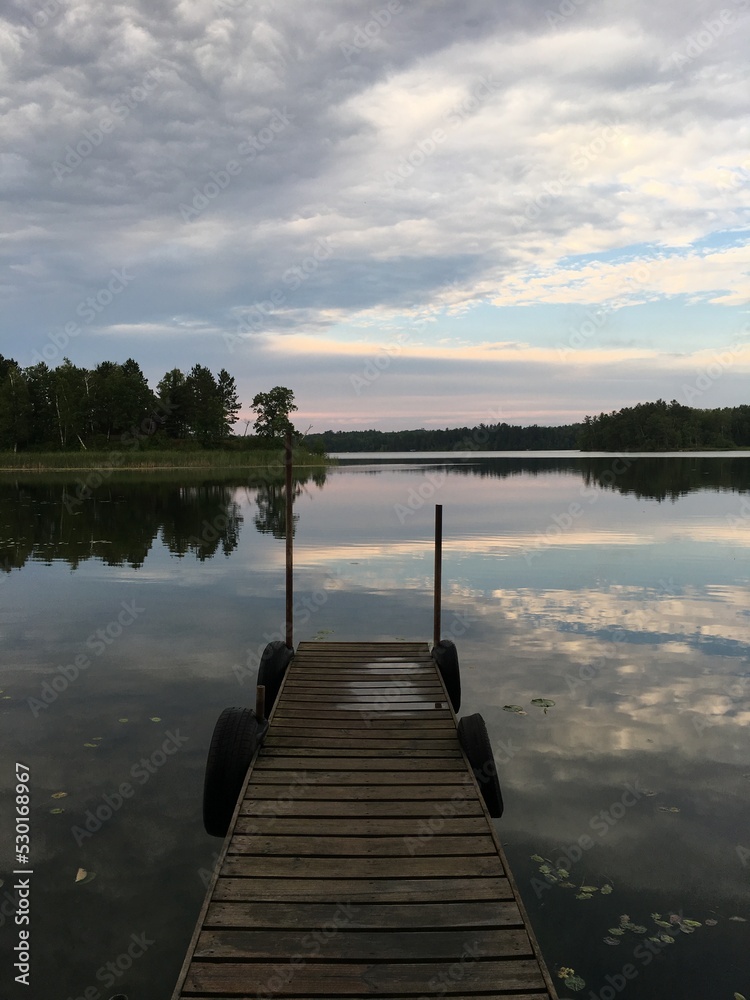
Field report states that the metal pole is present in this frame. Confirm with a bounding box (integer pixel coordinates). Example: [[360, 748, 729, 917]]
[[285, 430, 293, 650], [433, 504, 442, 647]]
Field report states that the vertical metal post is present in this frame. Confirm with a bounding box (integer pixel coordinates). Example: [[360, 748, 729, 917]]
[[285, 430, 293, 650], [433, 504, 442, 648]]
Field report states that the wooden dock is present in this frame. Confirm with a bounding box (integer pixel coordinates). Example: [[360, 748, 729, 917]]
[[172, 641, 559, 999]]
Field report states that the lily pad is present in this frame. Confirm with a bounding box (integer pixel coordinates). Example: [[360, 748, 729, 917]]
[[75, 868, 96, 885], [504, 705, 527, 715], [580, 885, 599, 893], [50, 808, 65, 815], [564, 975, 586, 992], [575, 893, 593, 900], [603, 936, 621, 946], [83, 742, 98, 748], [51, 791, 68, 799], [530, 854, 545, 863], [600, 884, 613, 895], [705, 918, 718, 926], [608, 928, 625, 936], [530, 698, 555, 714], [658, 933, 675, 944], [681, 919, 702, 928], [118, 718, 129, 723], [150, 717, 161, 722], [729, 916, 747, 922]]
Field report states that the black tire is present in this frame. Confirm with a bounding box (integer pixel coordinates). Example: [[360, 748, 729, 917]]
[[203, 707, 262, 837], [432, 639, 461, 713], [257, 640, 294, 715], [457, 713, 504, 818]]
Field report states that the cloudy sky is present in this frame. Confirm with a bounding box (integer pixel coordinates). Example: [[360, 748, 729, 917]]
[[2, 0, 748, 431]]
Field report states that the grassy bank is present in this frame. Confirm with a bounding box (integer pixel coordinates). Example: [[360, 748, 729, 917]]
[[0, 448, 332, 471]]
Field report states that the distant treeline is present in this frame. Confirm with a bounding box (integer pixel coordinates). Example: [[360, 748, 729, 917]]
[[0, 354, 241, 451], [307, 423, 581, 453], [309, 400, 750, 453], [578, 400, 750, 451]]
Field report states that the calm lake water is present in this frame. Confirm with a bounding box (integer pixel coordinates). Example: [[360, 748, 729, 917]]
[[1, 453, 748, 999]]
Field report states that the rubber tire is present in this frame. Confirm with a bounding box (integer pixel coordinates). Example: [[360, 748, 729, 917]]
[[203, 707, 261, 837], [432, 639, 461, 713], [457, 713, 504, 818], [257, 640, 294, 715]]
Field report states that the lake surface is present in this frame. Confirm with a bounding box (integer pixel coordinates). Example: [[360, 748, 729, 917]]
[[1, 453, 748, 999]]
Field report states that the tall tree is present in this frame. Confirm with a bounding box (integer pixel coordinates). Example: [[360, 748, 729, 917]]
[[251, 386, 297, 438], [0, 360, 32, 451], [184, 364, 223, 444], [217, 368, 241, 437]]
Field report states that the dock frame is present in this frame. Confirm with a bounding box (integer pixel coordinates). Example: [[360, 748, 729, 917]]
[[172, 640, 559, 999]]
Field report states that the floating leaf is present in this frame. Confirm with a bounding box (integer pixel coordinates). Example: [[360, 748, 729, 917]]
[[669, 914, 682, 924], [75, 868, 87, 883], [678, 923, 696, 934], [118, 718, 129, 723], [643, 789, 658, 797], [654, 919, 672, 928], [657, 805, 680, 813], [580, 885, 599, 893], [51, 791, 68, 799], [603, 936, 620, 946], [648, 936, 661, 943], [50, 808, 64, 815], [564, 975, 586, 992], [556, 868, 570, 879], [651, 913, 662, 920], [83, 742, 98, 748], [705, 918, 718, 926], [531, 698, 555, 708], [608, 927, 625, 936], [619, 915, 630, 923], [575, 893, 593, 900], [658, 933, 675, 944], [504, 705, 527, 715], [729, 916, 747, 922], [600, 884, 613, 895], [557, 968, 576, 980], [559, 881, 576, 888], [734, 993, 746, 1000], [681, 919, 702, 928], [530, 854, 545, 863], [150, 716, 161, 722]]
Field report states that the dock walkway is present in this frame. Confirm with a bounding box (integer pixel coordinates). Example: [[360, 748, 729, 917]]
[[172, 641, 558, 999]]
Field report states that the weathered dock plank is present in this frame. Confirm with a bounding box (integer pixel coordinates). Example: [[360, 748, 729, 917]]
[[172, 641, 558, 1000]]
